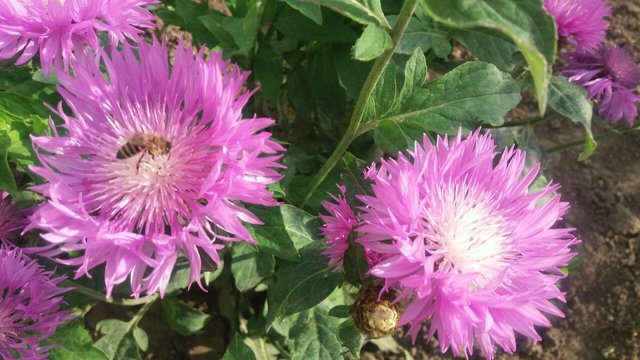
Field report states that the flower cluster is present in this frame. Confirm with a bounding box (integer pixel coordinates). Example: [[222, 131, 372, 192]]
[[27, 39, 284, 298], [544, 0, 640, 125], [563, 46, 640, 125], [0, 0, 157, 73], [320, 130, 577, 359], [0, 247, 70, 360]]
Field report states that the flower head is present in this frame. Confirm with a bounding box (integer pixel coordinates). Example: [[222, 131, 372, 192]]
[[544, 0, 611, 50], [0, 247, 70, 360], [0, 190, 27, 244], [356, 130, 577, 359], [0, 0, 157, 74], [320, 185, 357, 269], [28, 39, 284, 298], [563, 45, 640, 125]]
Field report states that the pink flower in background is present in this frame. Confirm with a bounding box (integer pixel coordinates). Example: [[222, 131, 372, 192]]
[[27, 39, 284, 298], [0, 190, 27, 243], [563, 45, 640, 125], [320, 185, 357, 269], [356, 130, 578, 359], [544, 0, 611, 50], [0, 247, 70, 360], [0, 0, 157, 74]]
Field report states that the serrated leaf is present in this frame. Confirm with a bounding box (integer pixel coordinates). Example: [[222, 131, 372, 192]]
[[44, 321, 108, 360], [248, 204, 322, 262], [161, 296, 211, 336], [370, 62, 521, 150], [222, 335, 257, 360], [267, 243, 343, 325], [231, 242, 275, 292], [287, 307, 342, 360], [338, 318, 366, 356], [547, 75, 596, 160], [422, 0, 556, 114], [353, 23, 392, 61], [132, 327, 149, 352]]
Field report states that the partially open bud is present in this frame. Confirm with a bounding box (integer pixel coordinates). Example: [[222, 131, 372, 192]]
[[350, 282, 401, 338]]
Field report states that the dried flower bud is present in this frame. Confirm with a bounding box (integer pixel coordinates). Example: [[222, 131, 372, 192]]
[[350, 282, 401, 338]]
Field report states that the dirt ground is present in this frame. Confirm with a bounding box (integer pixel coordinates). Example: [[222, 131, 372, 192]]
[[138, 1, 640, 359]]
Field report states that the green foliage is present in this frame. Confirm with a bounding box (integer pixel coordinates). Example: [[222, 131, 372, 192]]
[[231, 242, 275, 292], [284, 0, 389, 28], [352, 23, 392, 61], [421, 0, 557, 114], [286, 307, 342, 360], [222, 335, 258, 360], [547, 76, 596, 160], [94, 319, 143, 360], [45, 320, 108, 360], [161, 296, 212, 336]]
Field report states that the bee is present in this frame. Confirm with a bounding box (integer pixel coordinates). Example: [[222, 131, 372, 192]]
[[116, 134, 172, 172]]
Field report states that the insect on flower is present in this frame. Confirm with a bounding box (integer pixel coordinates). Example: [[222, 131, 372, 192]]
[[116, 133, 173, 173]]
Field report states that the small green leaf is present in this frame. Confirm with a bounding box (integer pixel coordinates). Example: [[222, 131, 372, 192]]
[[132, 327, 149, 352], [94, 320, 137, 360], [283, 0, 389, 28], [161, 297, 211, 336], [287, 307, 342, 360], [231, 242, 276, 292], [222, 335, 257, 360], [282, 0, 323, 24], [248, 204, 323, 262], [352, 24, 392, 61], [328, 305, 351, 318], [254, 45, 283, 105], [267, 243, 343, 325], [547, 75, 596, 160], [338, 152, 371, 205], [422, 0, 556, 114], [44, 321, 108, 360], [338, 318, 366, 357]]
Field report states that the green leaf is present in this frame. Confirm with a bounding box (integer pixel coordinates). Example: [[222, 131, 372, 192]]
[[282, 0, 323, 24], [370, 62, 521, 149], [161, 296, 212, 336], [45, 321, 108, 360], [199, 1, 261, 56], [547, 75, 596, 160], [333, 45, 373, 99], [94, 320, 140, 360], [132, 327, 149, 352], [0, 130, 17, 195], [328, 305, 351, 318], [267, 243, 343, 325], [274, 6, 358, 43], [231, 242, 276, 292], [422, 0, 556, 114], [222, 335, 257, 360], [248, 204, 322, 262], [352, 23, 392, 61], [454, 28, 519, 71], [338, 318, 366, 357], [342, 234, 368, 286], [399, 48, 427, 102], [284, 0, 389, 28], [254, 44, 283, 105], [338, 152, 371, 204], [287, 307, 342, 360], [389, 15, 451, 58]]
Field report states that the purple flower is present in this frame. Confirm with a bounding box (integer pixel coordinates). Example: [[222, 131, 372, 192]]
[[544, 0, 611, 50], [0, 0, 157, 74], [27, 40, 285, 298], [0, 190, 27, 243], [563, 45, 640, 125], [0, 247, 70, 360], [320, 185, 357, 269], [356, 130, 577, 359]]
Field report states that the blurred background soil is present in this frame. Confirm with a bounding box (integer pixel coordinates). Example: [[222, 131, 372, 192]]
[[140, 0, 640, 358]]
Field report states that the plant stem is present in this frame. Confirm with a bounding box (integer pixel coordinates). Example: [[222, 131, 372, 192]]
[[299, 0, 420, 207], [546, 126, 640, 154], [62, 279, 158, 306], [129, 298, 156, 329]]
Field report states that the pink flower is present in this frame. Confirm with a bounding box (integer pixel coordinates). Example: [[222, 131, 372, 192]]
[[320, 185, 357, 269], [544, 0, 611, 50], [0, 247, 70, 360], [356, 130, 578, 359], [0, 190, 27, 243], [0, 0, 157, 74], [562, 45, 640, 125], [27, 39, 284, 298]]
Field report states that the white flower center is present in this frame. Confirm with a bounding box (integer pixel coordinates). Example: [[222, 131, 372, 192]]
[[423, 184, 514, 288]]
